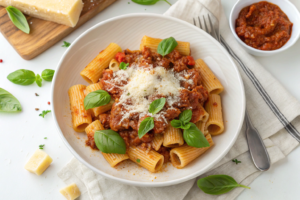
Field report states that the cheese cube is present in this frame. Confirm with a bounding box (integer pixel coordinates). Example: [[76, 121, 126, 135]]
[[24, 149, 52, 175], [60, 183, 81, 200], [0, 0, 83, 27]]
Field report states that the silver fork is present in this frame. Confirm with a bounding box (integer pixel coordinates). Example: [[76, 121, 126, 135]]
[[193, 14, 270, 171]]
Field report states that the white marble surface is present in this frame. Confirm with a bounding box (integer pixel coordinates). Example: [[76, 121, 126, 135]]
[[0, 0, 299, 199]]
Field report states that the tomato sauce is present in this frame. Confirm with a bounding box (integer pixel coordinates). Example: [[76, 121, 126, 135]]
[[235, 1, 293, 50]]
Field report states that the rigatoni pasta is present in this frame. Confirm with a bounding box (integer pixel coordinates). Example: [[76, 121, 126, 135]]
[[205, 94, 224, 136], [109, 58, 120, 72], [163, 125, 184, 148], [68, 84, 92, 132], [195, 59, 224, 94], [151, 134, 164, 151], [127, 146, 164, 173], [80, 43, 122, 83], [170, 134, 214, 169]]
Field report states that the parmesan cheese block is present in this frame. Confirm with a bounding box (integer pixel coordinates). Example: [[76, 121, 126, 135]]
[[24, 149, 53, 175], [0, 0, 83, 27], [60, 183, 81, 200]]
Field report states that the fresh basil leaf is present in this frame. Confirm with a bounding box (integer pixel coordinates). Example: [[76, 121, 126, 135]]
[[84, 90, 111, 110], [170, 120, 182, 128], [131, 0, 159, 5], [41, 69, 55, 81], [179, 110, 192, 124], [149, 98, 165, 115], [62, 41, 71, 47], [131, 0, 171, 5], [183, 123, 210, 148], [197, 175, 250, 195], [157, 37, 178, 56], [5, 6, 30, 34], [94, 130, 126, 154], [0, 88, 22, 112], [138, 117, 154, 138], [119, 62, 129, 70], [39, 110, 51, 118], [181, 122, 191, 130], [35, 74, 42, 87], [7, 69, 36, 85]]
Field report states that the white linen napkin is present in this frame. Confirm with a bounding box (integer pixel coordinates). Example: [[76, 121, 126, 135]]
[[58, 0, 300, 199]]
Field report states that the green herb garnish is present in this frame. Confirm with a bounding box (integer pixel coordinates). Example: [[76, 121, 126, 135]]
[[0, 88, 22, 112], [35, 74, 42, 87], [119, 62, 129, 70], [171, 110, 209, 148], [136, 159, 141, 163], [131, 0, 171, 6], [44, 137, 47, 139], [5, 6, 30, 34], [41, 69, 55, 81], [62, 41, 71, 47], [7, 69, 36, 85], [157, 37, 178, 56], [84, 90, 111, 110], [39, 110, 51, 118], [197, 175, 250, 195], [39, 144, 45, 149], [94, 130, 126, 154], [138, 98, 165, 138], [232, 159, 241, 165]]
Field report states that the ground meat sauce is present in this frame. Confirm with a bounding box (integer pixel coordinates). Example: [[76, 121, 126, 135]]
[[235, 1, 293, 50], [87, 46, 209, 161]]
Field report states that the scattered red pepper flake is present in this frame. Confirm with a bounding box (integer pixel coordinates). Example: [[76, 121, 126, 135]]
[[48, 101, 50, 105], [0, 59, 3, 63], [213, 102, 218, 107], [35, 93, 39, 96], [35, 108, 39, 111]]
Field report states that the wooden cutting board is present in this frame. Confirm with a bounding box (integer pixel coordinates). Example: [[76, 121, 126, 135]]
[[0, 0, 116, 60]]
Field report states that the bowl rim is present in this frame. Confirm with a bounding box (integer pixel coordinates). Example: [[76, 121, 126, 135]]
[[51, 13, 246, 187], [229, 0, 300, 54]]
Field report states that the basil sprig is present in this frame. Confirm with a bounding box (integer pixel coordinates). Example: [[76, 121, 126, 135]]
[[39, 110, 51, 118], [171, 110, 192, 129], [119, 62, 129, 70], [41, 69, 55, 81], [7, 69, 36, 85], [171, 110, 209, 148], [157, 37, 178, 56], [131, 0, 171, 6], [0, 88, 22, 112], [197, 175, 250, 195], [94, 130, 126, 154], [138, 98, 166, 138], [35, 74, 42, 87], [5, 6, 30, 34], [84, 90, 111, 110]]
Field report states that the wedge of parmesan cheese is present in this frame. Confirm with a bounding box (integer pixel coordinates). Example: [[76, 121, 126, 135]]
[[60, 183, 81, 200], [24, 149, 52, 175], [0, 0, 83, 27]]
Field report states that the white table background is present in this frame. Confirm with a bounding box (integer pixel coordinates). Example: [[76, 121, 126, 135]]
[[0, 0, 299, 199]]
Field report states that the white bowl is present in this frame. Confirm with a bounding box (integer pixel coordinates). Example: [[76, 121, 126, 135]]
[[229, 0, 300, 57], [51, 14, 245, 187]]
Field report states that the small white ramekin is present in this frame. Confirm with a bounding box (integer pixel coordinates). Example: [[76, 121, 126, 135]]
[[229, 0, 300, 57]]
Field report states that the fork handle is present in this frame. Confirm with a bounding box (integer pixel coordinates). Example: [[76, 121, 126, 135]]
[[220, 35, 271, 171], [245, 112, 271, 171]]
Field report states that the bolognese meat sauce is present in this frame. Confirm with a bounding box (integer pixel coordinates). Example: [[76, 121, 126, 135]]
[[235, 1, 293, 50]]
